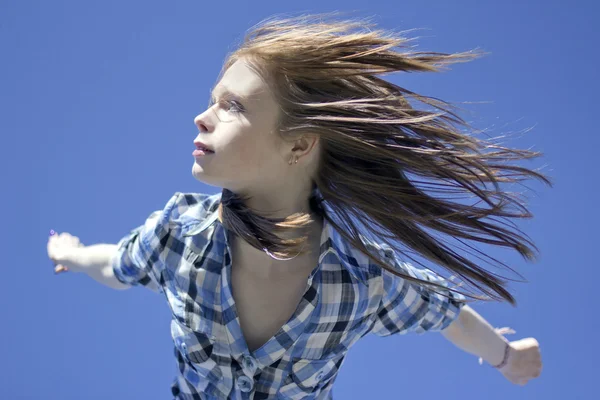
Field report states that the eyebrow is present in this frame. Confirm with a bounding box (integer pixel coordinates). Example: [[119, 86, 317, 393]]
[[210, 84, 248, 102]]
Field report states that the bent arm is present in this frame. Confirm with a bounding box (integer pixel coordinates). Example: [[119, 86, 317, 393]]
[[441, 305, 508, 366]]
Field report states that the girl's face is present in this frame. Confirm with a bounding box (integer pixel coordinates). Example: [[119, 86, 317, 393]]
[[192, 59, 289, 194]]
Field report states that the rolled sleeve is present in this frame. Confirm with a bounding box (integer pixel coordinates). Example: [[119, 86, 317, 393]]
[[111, 193, 181, 293], [369, 244, 466, 336]]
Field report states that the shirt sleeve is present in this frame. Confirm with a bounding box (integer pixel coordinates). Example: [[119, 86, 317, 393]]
[[111, 193, 181, 293], [369, 244, 466, 336]]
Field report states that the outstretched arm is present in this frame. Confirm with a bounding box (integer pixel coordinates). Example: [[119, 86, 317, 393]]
[[47, 232, 129, 290], [441, 305, 542, 386]]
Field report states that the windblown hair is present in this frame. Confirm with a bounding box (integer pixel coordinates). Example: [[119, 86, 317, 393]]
[[216, 13, 552, 304]]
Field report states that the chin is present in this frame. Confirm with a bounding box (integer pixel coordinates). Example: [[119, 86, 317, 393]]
[[192, 165, 222, 188], [192, 163, 207, 180]]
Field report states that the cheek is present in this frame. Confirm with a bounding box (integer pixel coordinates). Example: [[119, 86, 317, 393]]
[[223, 136, 272, 173], [234, 133, 280, 168]]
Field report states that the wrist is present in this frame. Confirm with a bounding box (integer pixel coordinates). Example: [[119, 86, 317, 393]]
[[490, 341, 511, 369], [55, 247, 86, 273], [60, 246, 104, 273], [475, 332, 510, 367], [75, 244, 117, 268]]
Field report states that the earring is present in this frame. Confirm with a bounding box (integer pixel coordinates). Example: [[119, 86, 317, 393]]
[[288, 155, 298, 165]]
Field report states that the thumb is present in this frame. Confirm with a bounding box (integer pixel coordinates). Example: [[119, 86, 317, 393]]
[[54, 264, 69, 274]]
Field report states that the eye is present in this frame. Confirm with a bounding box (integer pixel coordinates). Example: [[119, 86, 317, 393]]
[[208, 97, 245, 114], [225, 100, 244, 113]]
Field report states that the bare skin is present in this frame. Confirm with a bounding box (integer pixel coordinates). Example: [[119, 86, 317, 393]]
[[227, 214, 324, 352], [231, 260, 312, 352]]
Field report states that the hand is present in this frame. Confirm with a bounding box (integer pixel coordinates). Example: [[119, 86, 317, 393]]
[[47, 231, 85, 273], [499, 338, 542, 386]]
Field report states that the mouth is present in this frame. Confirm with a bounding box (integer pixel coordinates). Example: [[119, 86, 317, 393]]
[[193, 141, 215, 156], [194, 141, 215, 153]]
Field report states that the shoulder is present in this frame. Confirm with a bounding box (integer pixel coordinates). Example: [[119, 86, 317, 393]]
[[356, 233, 460, 293], [354, 234, 395, 275], [316, 230, 390, 290], [352, 234, 428, 286], [167, 191, 222, 223], [149, 191, 221, 230]]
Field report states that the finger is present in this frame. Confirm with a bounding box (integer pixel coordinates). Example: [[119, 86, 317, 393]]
[[54, 265, 69, 274]]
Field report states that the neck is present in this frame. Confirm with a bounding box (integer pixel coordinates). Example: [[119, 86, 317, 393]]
[[225, 180, 316, 220], [231, 214, 324, 279]]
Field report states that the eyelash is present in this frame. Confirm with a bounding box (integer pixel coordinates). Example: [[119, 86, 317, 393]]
[[208, 97, 244, 114]]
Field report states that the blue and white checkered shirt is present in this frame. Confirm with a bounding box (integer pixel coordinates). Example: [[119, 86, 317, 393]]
[[112, 192, 465, 399]]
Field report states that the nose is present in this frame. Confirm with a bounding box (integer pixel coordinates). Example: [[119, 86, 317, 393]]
[[194, 111, 212, 133]]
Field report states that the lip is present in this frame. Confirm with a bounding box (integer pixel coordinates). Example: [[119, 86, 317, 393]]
[[194, 141, 214, 152], [193, 149, 214, 157]]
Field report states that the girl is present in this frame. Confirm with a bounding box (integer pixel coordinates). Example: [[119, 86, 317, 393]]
[[47, 13, 546, 399]]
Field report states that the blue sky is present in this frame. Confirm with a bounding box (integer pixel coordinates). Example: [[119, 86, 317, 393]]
[[2, 0, 597, 398]]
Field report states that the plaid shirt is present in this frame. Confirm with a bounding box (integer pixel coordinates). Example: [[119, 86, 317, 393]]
[[112, 192, 465, 400]]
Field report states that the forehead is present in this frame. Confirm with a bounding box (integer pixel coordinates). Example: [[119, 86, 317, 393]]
[[214, 59, 270, 99]]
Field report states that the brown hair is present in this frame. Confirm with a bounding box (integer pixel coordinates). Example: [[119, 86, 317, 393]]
[[216, 13, 552, 304]]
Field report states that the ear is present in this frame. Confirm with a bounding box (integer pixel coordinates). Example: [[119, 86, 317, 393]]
[[292, 134, 319, 156]]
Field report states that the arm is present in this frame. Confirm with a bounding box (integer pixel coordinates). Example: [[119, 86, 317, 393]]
[[441, 305, 542, 385], [47, 233, 129, 290], [70, 243, 130, 290], [365, 240, 542, 385], [47, 194, 187, 292], [441, 305, 508, 365]]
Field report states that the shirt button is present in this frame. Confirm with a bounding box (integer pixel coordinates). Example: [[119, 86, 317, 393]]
[[236, 375, 254, 392], [316, 371, 325, 381], [243, 355, 257, 371]]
